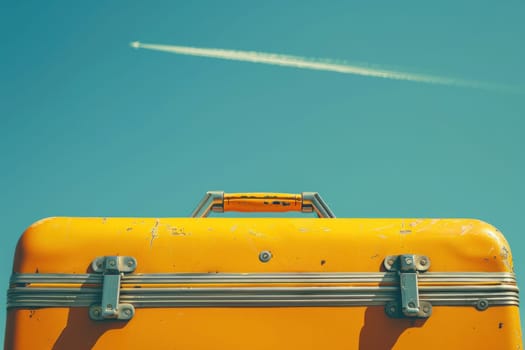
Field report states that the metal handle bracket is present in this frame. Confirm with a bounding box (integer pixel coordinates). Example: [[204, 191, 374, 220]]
[[384, 254, 432, 318], [89, 256, 137, 321]]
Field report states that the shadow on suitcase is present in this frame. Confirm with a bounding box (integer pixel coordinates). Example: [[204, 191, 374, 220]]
[[52, 307, 127, 350], [52, 264, 128, 350], [358, 263, 427, 350], [359, 306, 426, 349]]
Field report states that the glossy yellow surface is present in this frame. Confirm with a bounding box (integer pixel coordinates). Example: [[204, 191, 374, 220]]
[[6, 306, 522, 350], [5, 216, 523, 349], [12, 217, 515, 273]]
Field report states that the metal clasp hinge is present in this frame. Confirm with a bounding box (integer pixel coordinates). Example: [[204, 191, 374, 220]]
[[89, 256, 137, 321], [384, 254, 432, 318]]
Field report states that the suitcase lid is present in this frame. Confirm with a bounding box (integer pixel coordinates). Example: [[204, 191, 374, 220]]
[[13, 191, 513, 274]]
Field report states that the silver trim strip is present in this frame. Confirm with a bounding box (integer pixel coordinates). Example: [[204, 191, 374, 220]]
[[8, 287, 519, 308], [10, 272, 517, 285], [7, 272, 519, 309]]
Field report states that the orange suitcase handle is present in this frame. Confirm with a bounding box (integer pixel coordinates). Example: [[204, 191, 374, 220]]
[[224, 193, 302, 213], [191, 191, 335, 218]]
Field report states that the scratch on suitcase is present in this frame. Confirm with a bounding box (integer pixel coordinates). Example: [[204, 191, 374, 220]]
[[230, 225, 238, 232], [461, 225, 473, 235], [169, 226, 188, 236], [500, 246, 511, 269], [501, 247, 509, 259], [400, 222, 412, 234], [248, 229, 263, 237], [409, 220, 423, 227], [150, 219, 160, 247]]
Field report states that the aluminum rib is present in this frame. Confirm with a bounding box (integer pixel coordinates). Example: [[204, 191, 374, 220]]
[[10, 272, 517, 285], [7, 284, 519, 308]]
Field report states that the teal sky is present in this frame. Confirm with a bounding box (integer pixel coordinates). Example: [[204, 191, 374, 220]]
[[1, 0, 524, 340]]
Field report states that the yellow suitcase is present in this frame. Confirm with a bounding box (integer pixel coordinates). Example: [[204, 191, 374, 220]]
[[4, 192, 522, 349]]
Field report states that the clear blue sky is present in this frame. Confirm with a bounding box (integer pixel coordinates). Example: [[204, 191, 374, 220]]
[[1, 0, 524, 340]]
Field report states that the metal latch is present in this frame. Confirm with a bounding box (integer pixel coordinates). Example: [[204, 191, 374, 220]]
[[89, 256, 137, 321], [383, 254, 432, 318]]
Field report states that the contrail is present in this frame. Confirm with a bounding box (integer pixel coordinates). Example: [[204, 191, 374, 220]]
[[130, 41, 521, 93]]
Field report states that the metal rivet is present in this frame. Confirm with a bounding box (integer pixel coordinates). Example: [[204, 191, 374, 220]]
[[385, 303, 397, 317], [405, 257, 413, 265], [107, 304, 113, 310], [476, 299, 489, 311], [259, 251, 272, 263], [408, 302, 416, 308], [109, 260, 116, 267], [419, 258, 427, 266], [123, 308, 131, 316], [422, 305, 430, 313], [387, 258, 395, 266], [389, 305, 397, 313], [127, 260, 134, 267], [89, 305, 104, 320]]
